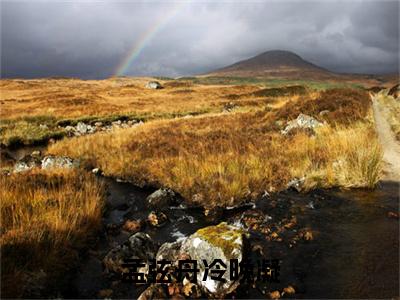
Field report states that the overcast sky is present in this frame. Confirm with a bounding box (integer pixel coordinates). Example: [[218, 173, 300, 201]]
[[1, 0, 399, 78]]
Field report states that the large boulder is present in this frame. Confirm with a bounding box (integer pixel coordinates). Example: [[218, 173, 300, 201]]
[[281, 113, 324, 136], [180, 222, 244, 298], [41, 155, 77, 169], [103, 232, 157, 275], [146, 188, 177, 209], [145, 81, 163, 89]]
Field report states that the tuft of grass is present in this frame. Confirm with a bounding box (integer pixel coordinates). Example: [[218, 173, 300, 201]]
[[0, 169, 105, 298], [0, 116, 65, 147]]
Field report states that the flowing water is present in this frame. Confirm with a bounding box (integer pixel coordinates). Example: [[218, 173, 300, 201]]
[[3, 147, 399, 298], [70, 178, 399, 299]]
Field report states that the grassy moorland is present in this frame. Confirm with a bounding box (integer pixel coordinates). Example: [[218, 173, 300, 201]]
[[0, 169, 104, 298], [48, 88, 382, 208], [0, 78, 307, 147]]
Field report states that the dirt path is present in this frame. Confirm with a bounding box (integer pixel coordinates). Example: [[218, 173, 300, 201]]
[[372, 95, 400, 181]]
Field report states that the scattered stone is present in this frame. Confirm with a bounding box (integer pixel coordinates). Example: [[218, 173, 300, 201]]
[[138, 284, 167, 300], [65, 125, 75, 132], [146, 188, 177, 209], [13, 155, 41, 173], [94, 121, 103, 127], [147, 211, 168, 227], [145, 81, 163, 89], [287, 177, 305, 192], [31, 150, 41, 157], [41, 155, 77, 169], [92, 168, 101, 174], [98, 289, 113, 298], [13, 161, 35, 173], [39, 124, 48, 130], [180, 222, 244, 298], [281, 113, 324, 136], [122, 219, 142, 233], [282, 285, 296, 295], [76, 122, 88, 134], [268, 290, 281, 299], [103, 232, 156, 274]]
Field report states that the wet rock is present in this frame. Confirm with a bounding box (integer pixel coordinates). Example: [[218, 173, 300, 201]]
[[41, 155, 77, 169], [180, 222, 244, 298], [156, 240, 184, 263], [268, 290, 281, 299], [146, 188, 177, 209], [122, 219, 142, 233], [282, 285, 296, 296], [145, 81, 163, 89], [103, 232, 156, 274], [281, 113, 324, 136], [147, 211, 168, 227], [138, 284, 167, 300]]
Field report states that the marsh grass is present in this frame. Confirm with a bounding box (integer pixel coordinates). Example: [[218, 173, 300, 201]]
[[48, 88, 381, 208], [0, 169, 105, 298]]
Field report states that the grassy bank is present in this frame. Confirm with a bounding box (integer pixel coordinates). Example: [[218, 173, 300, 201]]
[[0, 169, 105, 298], [378, 92, 400, 141], [48, 88, 382, 208]]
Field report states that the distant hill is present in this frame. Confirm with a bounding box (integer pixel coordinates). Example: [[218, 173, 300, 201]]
[[206, 50, 337, 79]]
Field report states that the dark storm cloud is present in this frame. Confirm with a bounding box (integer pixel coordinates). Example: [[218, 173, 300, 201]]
[[1, 0, 398, 78]]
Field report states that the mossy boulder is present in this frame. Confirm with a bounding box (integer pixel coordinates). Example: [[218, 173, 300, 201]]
[[181, 222, 244, 297]]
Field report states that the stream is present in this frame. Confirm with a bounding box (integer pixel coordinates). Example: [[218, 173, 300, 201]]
[[3, 146, 399, 299], [71, 178, 399, 299]]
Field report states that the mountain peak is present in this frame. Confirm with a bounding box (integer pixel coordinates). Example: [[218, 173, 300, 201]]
[[207, 49, 333, 79]]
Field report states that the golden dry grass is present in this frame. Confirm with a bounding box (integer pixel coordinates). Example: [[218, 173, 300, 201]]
[[48, 88, 382, 208], [379, 92, 400, 141], [0, 169, 105, 298], [0, 78, 270, 119]]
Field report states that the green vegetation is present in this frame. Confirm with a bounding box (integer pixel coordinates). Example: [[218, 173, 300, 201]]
[[177, 76, 363, 90]]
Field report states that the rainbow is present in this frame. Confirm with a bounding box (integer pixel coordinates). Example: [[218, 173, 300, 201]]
[[113, 2, 187, 77]]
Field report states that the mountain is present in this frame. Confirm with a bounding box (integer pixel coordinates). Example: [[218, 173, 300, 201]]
[[207, 50, 336, 79]]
